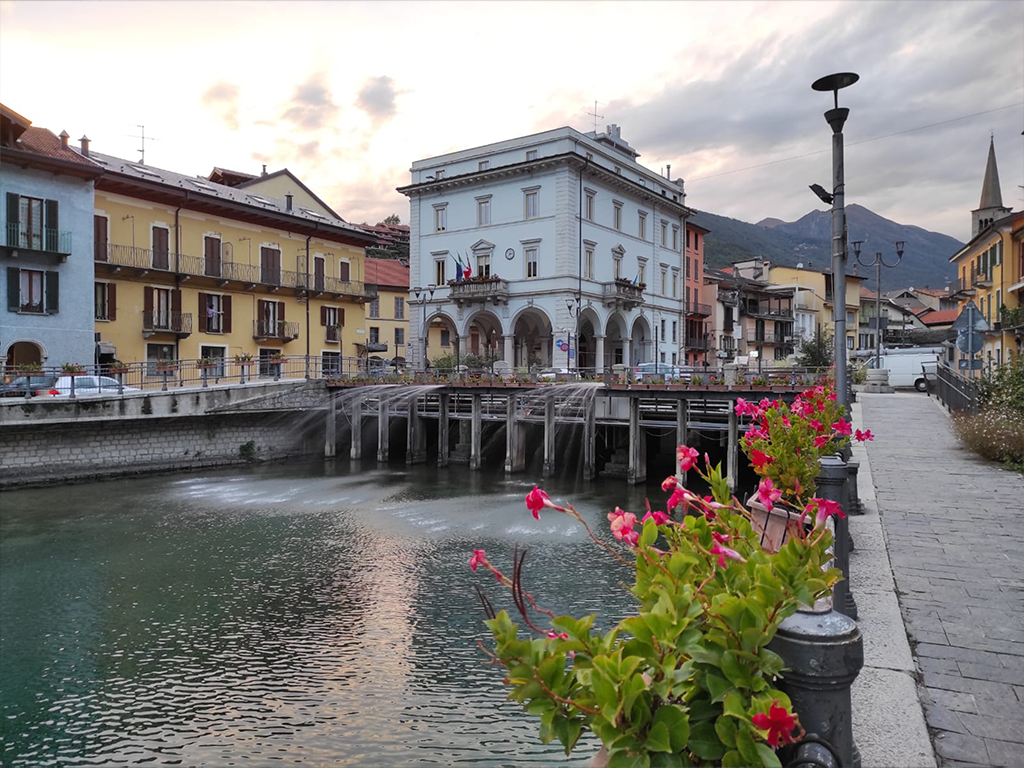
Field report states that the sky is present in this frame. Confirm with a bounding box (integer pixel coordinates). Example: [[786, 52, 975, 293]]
[[1, 0, 1021, 242]]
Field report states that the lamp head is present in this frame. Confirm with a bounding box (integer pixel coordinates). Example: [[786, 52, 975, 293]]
[[895, 241, 905, 258], [851, 240, 863, 259], [809, 183, 834, 205], [413, 286, 422, 300]]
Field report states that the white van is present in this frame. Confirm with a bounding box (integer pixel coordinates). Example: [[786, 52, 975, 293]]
[[863, 347, 943, 391]]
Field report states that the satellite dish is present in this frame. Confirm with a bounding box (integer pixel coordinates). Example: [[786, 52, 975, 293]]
[[796, 262, 804, 269]]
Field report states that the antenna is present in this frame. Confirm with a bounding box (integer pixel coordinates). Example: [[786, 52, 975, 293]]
[[586, 100, 604, 133], [130, 124, 159, 164]]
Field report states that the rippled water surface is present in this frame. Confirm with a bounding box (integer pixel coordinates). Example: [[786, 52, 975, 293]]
[[0, 460, 679, 766]]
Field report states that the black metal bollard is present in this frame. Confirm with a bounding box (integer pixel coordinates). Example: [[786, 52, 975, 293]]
[[845, 459, 863, 516], [816, 456, 857, 620], [769, 606, 864, 768]]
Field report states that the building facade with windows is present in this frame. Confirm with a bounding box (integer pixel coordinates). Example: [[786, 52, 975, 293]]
[[706, 267, 796, 368], [81, 145, 376, 374], [398, 125, 697, 371], [1, 104, 102, 369], [947, 137, 1022, 372], [363, 257, 410, 368]]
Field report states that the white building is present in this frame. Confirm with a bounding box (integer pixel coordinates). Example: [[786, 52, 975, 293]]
[[398, 125, 700, 372]]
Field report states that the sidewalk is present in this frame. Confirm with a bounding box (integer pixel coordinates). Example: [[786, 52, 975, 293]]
[[858, 392, 1024, 767]]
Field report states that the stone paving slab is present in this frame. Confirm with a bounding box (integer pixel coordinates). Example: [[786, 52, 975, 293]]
[[859, 393, 1024, 768]]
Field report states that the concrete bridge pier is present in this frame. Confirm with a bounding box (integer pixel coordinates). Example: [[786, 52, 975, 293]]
[[406, 396, 426, 464], [438, 393, 450, 467], [470, 393, 483, 470], [325, 396, 337, 458], [583, 397, 596, 480], [543, 395, 556, 478], [350, 402, 363, 459], [727, 399, 738, 493], [377, 398, 389, 462], [628, 396, 646, 485], [505, 393, 525, 474]]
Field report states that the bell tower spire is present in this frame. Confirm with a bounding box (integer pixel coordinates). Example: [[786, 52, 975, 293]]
[[972, 136, 1010, 237]]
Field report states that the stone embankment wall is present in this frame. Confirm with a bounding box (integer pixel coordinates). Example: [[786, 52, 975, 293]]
[[0, 381, 328, 488]]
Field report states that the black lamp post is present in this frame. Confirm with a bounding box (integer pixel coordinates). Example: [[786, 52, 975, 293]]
[[566, 296, 581, 377], [413, 283, 436, 371], [853, 240, 904, 366], [811, 71, 859, 411]]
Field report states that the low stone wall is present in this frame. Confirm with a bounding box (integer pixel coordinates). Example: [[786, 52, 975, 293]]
[[0, 411, 324, 489]]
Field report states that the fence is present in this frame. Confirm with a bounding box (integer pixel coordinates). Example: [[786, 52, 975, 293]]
[[934, 362, 979, 414]]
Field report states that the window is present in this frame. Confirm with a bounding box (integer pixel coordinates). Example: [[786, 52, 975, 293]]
[[638, 261, 646, 286], [370, 327, 380, 344], [395, 327, 405, 346], [638, 212, 647, 240], [660, 220, 668, 246], [478, 160, 489, 171], [199, 346, 227, 377], [672, 321, 677, 343], [8, 195, 59, 251], [441, 329, 451, 347], [672, 352, 677, 365], [95, 282, 113, 320], [660, 319, 666, 342], [202, 293, 225, 333], [775, 347, 788, 361], [585, 191, 595, 221], [146, 343, 175, 375], [526, 150, 538, 161], [338, 260, 351, 282], [686, 257, 691, 279], [322, 351, 342, 376], [260, 246, 281, 285], [477, 253, 491, 277], [152, 226, 170, 270], [256, 299, 281, 337], [323, 306, 342, 342], [671, 271, 679, 298], [660, 268, 667, 295], [524, 189, 539, 219], [258, 348, 282, 377], [672, 225, 679, 251], [369, 296, 380, 318], [204, 235, 222, 277], [687, 230, 691, 249], [434, 204, 447, 232], [614, 256, 622, 280], [17, 269, 44, 313], [434, 258, 446, 285], [394, 296, 405, 319], [846, 310, 855, 325], [996, 289, 1002, 318], [613, 202, 622, 231], [313, 255, 326, 291], [584, 247, 594, 280], [526, 247, 539, 278], [435, 169, 445, 180], [846, 337, 854, 350], [477, 198, 491, 226]]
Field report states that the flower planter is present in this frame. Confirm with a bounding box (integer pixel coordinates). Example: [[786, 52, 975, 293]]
[[235, 361, 254, 367], [747, 494, 805, 554], [62, 369, 86, 376], [197, 364, 218, 371], [109, 367, 130, 375], [155, 366, 177, 374]]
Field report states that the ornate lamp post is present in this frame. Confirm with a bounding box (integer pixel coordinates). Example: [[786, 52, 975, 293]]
[[413, 284, 436, 371], [853, 241, 904, 375], [566, 296, 581, 376], [811, 71, 859, 411]]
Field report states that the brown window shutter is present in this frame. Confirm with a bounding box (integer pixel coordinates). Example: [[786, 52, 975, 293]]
[[277, 300, 285, 321], [144, 286, 154, 314], [320, 305, 327, 326], [198, 291, 207, 333], [340, 308, 345, 326], [222, 295, 232, 333], [339, 261, 350, 281], [108, 283, 117, 321], [172, 288, 182, 313]]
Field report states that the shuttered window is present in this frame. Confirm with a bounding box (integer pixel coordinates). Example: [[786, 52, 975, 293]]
[[6, 267, 58, 313]]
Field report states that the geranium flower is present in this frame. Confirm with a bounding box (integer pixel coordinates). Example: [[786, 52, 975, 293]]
[[710, 542, 744, 567], [525, 486, 563, 519], [642, 510, 670, 525], [661, 475, 678, 492], [854, 429, 874, 442], [832, 419, 852, 436], [752, 701, 798, 748], [750, 449, 773, 469], [469, 549, 487, 572], [804, 497, 845, 525], [607, 508, 639, 545], [677, 445, 700, 472], [757, 477, 782, 512]]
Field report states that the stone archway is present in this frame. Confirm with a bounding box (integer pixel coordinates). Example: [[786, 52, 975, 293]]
[[511, 307, 554, 369], [576, 307, 603, 373], [631, 314, 652, 365], [423, 310, 458, 368], [4, 341, 44, 370], [606, 312, 629, 368], [462, 309, 504, 364]]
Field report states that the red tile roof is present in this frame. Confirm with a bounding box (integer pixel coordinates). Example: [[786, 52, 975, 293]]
[[860, 286, 878, 299], [917, 308, 958, 326], [912, 287, 948, 298], [17, 127, 98, 166], [366, 257, 409, 289]]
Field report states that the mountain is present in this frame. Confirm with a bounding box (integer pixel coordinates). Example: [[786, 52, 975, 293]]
[[692, 204, 963, 292]]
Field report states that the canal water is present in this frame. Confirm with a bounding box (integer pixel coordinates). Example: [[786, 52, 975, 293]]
[[0, 457, 728, 767]]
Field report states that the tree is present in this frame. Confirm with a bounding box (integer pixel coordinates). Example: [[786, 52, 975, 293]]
[[383, 213, 401, 226], [795, 327, 834, 368]]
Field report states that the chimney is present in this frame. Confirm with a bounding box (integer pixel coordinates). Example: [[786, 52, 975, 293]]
[[59, 130, 69, 150], [261, 164, 267, 176], [79, 135, 90, 157], [666, 163, 671, 179], [285, 193, 293, 212]]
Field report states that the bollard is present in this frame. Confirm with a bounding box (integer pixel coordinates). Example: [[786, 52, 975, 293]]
[[845, 459, 863, 516], [768, 605, 863, 768], [201, 367, 209, 389], [816, 456, 857, 620]]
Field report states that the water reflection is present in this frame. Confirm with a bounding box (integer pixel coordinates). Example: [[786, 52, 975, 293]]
[[0, 459, 670, 766]]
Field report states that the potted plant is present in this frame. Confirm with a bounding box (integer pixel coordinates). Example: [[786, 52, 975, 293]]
[[155, 359, 177, 374], [468, 439, 845, 767], [750, 375, 770, 390], [109, 359, 130, 374], [61, 362, 86, 375], [196, 357, 218, 370], [234, 353, 254, 366], [17, 362, 43, 373]]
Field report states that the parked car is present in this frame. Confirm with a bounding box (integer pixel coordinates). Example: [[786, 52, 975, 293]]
[[862, 347, 943, 391], [53, 375, 139, 396], [0, 375, 59, 398], [538, 367, 575, 381], [634, 362, 690, 382]]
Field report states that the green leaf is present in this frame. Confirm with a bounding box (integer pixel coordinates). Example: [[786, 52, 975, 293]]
[[687, 698, 717, 723], [607, 749, 651, 768], [722, 691, 746, 720], [720, 651, 752, 688], [652, 752, 692, 767], [705, 671, 731, 703], [689, 722, 727, 761], [645, 722, 672, 753], [714, 715, 737, 747], [651, 704, 689, 753], [735, 723, 760, 764], [641, 517, 658, 548], [755, 743, 784, 768], [721, 749, 745, 768]]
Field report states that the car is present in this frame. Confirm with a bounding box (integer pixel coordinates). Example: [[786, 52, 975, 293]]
[[538, 367, 575, 381], [53, 375, 139, 396], [634, 362, 689, 382], [0, 375, 59, 398]]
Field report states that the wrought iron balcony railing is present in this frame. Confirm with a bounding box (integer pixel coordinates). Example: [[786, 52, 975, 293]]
[[6, 223, 72, 255], [748, 332, 794, 345], [686, 302, 712, 317], [143, 310, 192, 336], [253, 320, 300, 342]]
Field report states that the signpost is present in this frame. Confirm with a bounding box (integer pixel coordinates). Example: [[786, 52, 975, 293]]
[[950, 301, 989, 378]]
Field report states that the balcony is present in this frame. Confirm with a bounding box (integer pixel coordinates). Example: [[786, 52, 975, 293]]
[[253, 320, 300, 342], [603, 278, 645, 310], [686, 337, 711, 351], [4, 224, 72, 260], [143, 310, 192, 337], [744, 303, 793, 319], [687, 302, 712, 318], [748, 332, 794, 345], [448, 276, 510, 306]]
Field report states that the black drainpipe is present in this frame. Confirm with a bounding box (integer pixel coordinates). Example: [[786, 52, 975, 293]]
[[173, 195, 186, 369]]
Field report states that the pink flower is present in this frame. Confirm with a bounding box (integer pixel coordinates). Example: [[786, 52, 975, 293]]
[[712, 531, 731, 544], [546, 631, 570, 640], [667, 487, 695, 511], [757, 477, 782, 512], [855, 429, 874, 442], [832, 419, 852, 436], [643, 510, 670, 525], [661, 475, 678, 492], [747, 426, 767, 441], [805, 497, 845, 525], [710, 542, 744, 567], [759, 398, 772, 409], [827, 392, 837, 401], [781, 415, 791, 428], [813, 435, 830, 448], [607, 508, 640, 545], [525, 486, 561, 519], [752, 702, 798, 748], [469, 549, 486, 572], [809, 419, 824, 433], [750, 449, 773, 470], [677, 445, 700, 472]]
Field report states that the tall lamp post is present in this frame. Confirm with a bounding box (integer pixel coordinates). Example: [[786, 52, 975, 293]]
[[811, 71, 859, 412], [853, 241, 904, 374], [413, 284, 436, 371], [566, 296, 581, 377]]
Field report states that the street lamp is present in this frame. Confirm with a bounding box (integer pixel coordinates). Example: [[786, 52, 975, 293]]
[[413, 284, 436, 371], [811, 71, 859, 411], [853, 240, 904, 373], [565, 296, 581, 376]]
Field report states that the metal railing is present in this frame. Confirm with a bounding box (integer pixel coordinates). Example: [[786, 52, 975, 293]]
[[253, 320, 301, 341], [748, 332, 794, 345], [744, 303, 793, 319], [448, 277, 510, 303], [6, 223, 72, 254], [686, 302, 712, 317], [686, 337, 711, 351], [142, 311, 192, 335], [934, 362, 979, 414]]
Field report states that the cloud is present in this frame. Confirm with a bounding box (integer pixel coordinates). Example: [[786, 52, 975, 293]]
[[356, 75, 402, 125], [201, 80, 240, 130], [281, 72, 339, 131]]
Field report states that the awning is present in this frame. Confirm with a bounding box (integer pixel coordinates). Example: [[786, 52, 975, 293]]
[[97, 341, 117, 355]]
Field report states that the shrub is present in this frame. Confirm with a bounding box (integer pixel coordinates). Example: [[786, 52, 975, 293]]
[[951, 408, 1024, 471]]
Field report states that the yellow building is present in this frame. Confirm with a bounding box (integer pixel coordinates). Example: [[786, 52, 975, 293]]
[[948, 139, 1022, 372], [364, 257, 410, 369], [88, 150, 376, 375]]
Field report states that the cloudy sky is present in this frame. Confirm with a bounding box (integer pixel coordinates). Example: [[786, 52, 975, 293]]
[[1, 0, 1021, 241]]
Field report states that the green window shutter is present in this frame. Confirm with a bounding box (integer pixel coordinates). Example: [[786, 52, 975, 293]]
[[44, 200, 59, 251], [45, 271, 59, 314], [6, 267, 19, 311], [5, 193, 18, 247]]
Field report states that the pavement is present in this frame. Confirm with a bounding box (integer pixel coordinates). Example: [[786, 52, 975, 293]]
[[856, 392, 1024, 768]]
